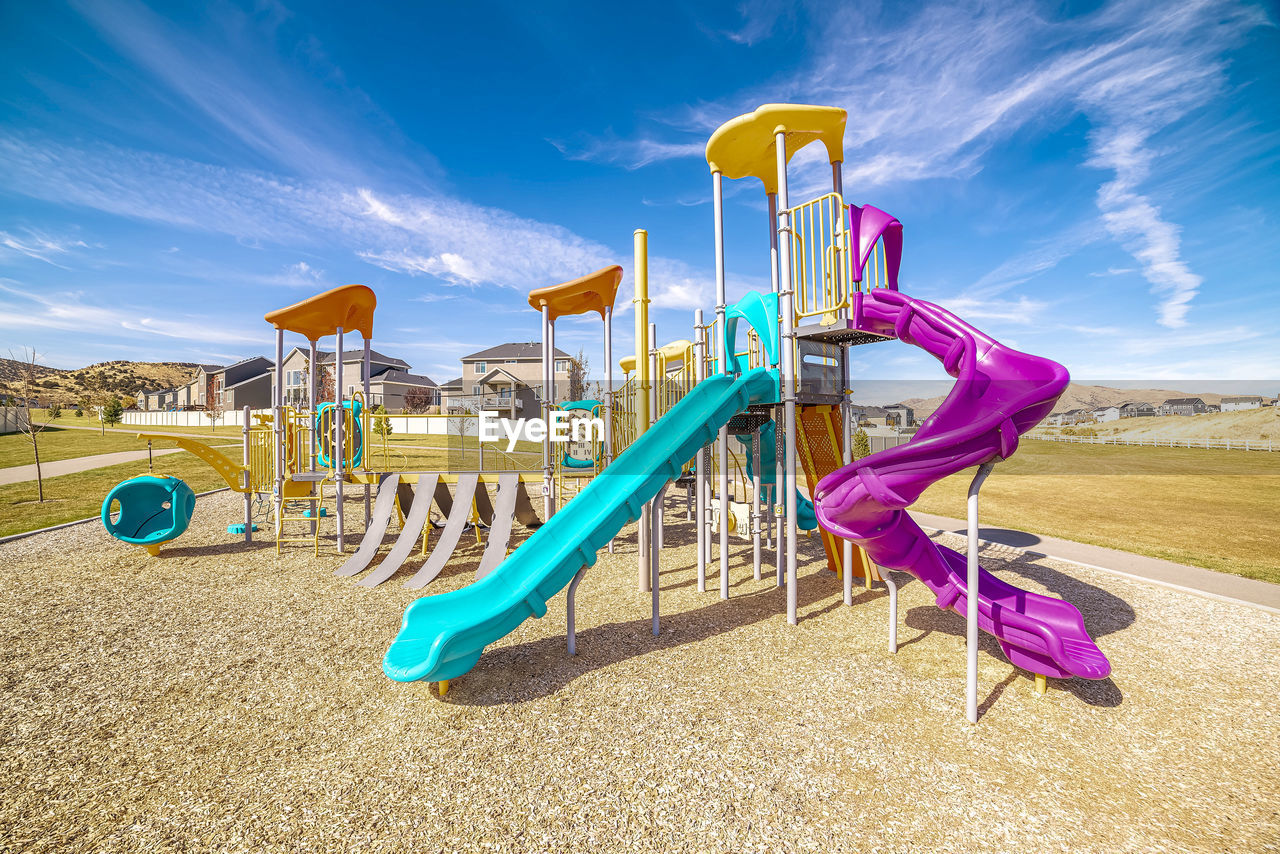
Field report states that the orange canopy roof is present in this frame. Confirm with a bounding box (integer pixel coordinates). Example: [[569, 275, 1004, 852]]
[[264, 284, 376, 341], [705, 104, 847, 194], [527, 265, 623, 321]]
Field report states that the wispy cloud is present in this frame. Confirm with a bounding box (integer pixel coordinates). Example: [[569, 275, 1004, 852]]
[[571, 1, 1270, 325], [0, 230, 92, 268], [0, 282, 263, 347]]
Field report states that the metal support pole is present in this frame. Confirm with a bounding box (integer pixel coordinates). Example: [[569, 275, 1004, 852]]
[[775, 404, 785, 587], [832, 161, 843, 197], [694, 309, 707, 593], [567, 566, 588, 655], [776, 132, 799, 625], [541, 305, 553, 521], [274, 328, 285, 538], [842, 394, 854, 606], [363, 339, 371, 527], [713, 171, 731, 601], [639, 323, 658, 592], [242, 405, 252, 543], [548, 317, 557, 512], [752, 428, 762, 581], [884, 572, 899, 653], [967, 461, 995, 724], [334, 327, 345, 553], [603, 306, 613, 466], [650, 492, 661, 636], [308, 340, 318, 472]]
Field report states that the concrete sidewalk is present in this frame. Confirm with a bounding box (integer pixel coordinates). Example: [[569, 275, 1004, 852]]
[[910, 510, 1280, 614], [0, 444, 239, 486], [0, 449, 191, 485]]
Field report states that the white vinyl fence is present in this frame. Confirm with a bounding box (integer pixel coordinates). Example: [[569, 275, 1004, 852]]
[[1028, 434, 1275, 452]]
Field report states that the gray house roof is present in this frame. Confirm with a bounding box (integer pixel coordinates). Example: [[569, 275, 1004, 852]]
[[438, 377, 463, 390], [1222, 395, 1264, 403], [1162, 397, 1205, 406], [477, 367, 526, 386], [373, 370, 436, 388], [462, 342, 570, 361], [316, 349, 410, 369]]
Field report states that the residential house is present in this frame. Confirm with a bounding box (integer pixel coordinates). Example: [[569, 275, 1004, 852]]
[[1158, 397, 1208, 416], [1092, 406, 1121, 423], [883, 404, 915, 429], [1119, 401, 1156, 418], [437, 377, 463, 411], [456, 342, 571, 416], [367, 369, 438, 412], [1052, 408, 1092, 425], [268, 348, 437, 413], [214, 356, 274, 413], [1220, 395, 1264, 412]]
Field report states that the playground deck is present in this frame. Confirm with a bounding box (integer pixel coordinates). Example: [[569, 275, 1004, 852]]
[[1, 491, 1275, 852]]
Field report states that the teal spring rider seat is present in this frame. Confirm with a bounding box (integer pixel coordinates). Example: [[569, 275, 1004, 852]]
[[101, 474, 196, 556]]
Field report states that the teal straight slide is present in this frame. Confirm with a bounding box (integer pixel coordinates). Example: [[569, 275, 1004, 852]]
[[383, 366, 781, 683]]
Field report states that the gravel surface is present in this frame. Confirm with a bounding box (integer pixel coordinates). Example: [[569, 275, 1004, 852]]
[[1, 490, 1276, 853]]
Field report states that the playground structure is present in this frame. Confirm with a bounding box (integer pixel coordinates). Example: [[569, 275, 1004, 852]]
[[107, 101, 1112, 723], [383, 103, 1111, 722], [128, 284, 547, 584]]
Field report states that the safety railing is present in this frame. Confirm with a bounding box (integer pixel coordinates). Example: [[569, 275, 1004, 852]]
[[789, 192, 851, 326]]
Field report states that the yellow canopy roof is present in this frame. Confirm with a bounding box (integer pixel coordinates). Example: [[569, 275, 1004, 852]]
[[704, 104, 847, 194], [264, 284, 376, 340], [527, 265, 624, 321], [619, 339, 693, 373]]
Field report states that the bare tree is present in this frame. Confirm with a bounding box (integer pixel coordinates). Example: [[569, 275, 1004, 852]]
[[567, 349, 590, 402], [9, 348, 50, 502], [204, 397, 225, 434]]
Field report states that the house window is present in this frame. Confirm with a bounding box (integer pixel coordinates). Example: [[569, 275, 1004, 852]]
[[474, 361, 486, 375], [472, 385, 482, 395], [555, 359, 569, 372], [504, 359, 517, 364], [499, 388, 511, 400]]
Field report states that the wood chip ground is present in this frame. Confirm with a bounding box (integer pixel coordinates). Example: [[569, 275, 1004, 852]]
[[1, 490, 1276, 852]]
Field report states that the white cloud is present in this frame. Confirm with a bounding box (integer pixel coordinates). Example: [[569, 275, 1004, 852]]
[[573, 1, 1268, 325], [0, 282, 263, 346], [0, 230, 92, 268]]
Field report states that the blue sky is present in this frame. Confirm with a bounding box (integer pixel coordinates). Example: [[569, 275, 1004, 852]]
[[1, 0, 1277, 395]]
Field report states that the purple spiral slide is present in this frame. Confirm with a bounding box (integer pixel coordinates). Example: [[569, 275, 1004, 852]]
[[813, 289, 1111, 680]]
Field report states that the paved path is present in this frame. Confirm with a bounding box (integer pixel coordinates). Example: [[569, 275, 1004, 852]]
[[910, 510, 1280, 614], [0, 444, 240, 486]]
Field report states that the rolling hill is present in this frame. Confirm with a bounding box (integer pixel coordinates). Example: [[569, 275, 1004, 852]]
[[0, 359, 201, 405]]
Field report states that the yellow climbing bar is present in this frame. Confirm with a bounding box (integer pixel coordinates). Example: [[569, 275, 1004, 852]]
[[137, 433, 249, 492], [705, 104, 847, 193]]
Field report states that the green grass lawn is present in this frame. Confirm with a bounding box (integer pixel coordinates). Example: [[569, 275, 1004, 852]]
[[910, 438, 1280, 585], [0, 452, 229, 538], [1, 426, 234, 469]]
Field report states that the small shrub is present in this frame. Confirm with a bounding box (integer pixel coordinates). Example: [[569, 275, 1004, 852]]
[[372, 404, 392, 438]]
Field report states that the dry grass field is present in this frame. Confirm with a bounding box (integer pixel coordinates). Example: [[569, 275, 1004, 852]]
[[1, 490, 1276, 853], [911, 439, 1280, 584]]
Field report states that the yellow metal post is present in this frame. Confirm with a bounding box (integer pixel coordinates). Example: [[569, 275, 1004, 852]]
[[633, 229, 650, 440]]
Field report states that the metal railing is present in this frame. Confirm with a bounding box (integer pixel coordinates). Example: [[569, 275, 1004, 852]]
[[787, 191, 897, 325]]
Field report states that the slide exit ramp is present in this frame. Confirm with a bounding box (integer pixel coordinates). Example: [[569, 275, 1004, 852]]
[[384, 366, 780, 683]]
